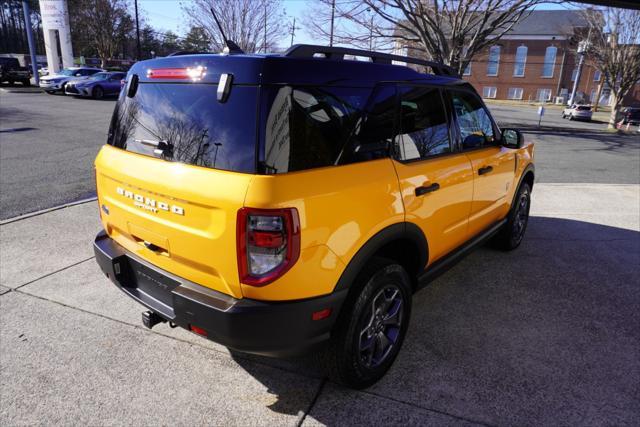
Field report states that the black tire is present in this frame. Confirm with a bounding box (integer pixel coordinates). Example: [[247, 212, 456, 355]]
[[22, 79, 30, 86], [562, 113, 566, 119], [8, 79, 14, 86], [59, 83, 67, 95], [492, 182, 531, 251], [92, 86, 104, 99], [569, 114, 574, 121], [331, 257, 412, 389], [45, 90, 55, 95]]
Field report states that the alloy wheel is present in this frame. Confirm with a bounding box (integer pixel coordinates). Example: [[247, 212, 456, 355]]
[[358, 284, 404, 369]]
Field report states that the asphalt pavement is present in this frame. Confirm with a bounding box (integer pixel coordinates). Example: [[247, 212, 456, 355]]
[[0, 87, 114, 220], [1, 88, 639, 220], [1, 184, 638, 425]]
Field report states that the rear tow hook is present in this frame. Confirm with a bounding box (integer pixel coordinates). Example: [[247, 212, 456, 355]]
[[142, 310, 165, 329]]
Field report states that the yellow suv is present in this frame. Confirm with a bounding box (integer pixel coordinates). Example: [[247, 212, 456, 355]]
[[93, 45, 534, 388]]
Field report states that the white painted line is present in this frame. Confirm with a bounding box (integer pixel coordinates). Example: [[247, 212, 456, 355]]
[[0, 197, 97, 226]]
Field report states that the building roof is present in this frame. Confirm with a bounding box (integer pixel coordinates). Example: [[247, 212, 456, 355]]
[[507, 10, 589, 36]]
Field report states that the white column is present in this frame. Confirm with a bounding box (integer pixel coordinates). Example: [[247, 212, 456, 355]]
[[39, 0, 74, 71], [42, 27, 60, 73]]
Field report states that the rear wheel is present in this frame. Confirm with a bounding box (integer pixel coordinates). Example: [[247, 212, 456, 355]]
[[492, 182, 531, 251], [332, 257, 412, 389], [22, 79, 30, 86], [569, 114, 574, 121], [92, 86, 104, 99]]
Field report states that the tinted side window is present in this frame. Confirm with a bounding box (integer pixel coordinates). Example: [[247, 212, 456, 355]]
[[340, 84, 397, 164], [396, 86, 450, 161], [262, 86, 370, 174], [450, 90, 495, 149]]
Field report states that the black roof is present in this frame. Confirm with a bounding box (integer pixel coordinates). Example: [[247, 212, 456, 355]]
[[129, 44, 464, 87]]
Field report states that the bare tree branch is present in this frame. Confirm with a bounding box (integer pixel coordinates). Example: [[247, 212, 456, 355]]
[[579, 7, 640, 128], [182, 0, 286, 53]]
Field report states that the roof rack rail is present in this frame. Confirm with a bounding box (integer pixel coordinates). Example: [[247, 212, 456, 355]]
[[283, 44, 459, 77]]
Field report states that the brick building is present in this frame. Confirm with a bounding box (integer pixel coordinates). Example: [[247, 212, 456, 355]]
[[394, 10, 640, 107]]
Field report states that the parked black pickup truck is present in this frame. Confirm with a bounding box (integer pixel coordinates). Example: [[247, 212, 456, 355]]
[[0, 57, 32, 86]]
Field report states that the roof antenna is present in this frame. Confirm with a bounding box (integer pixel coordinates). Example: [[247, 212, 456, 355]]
[[210, 8, 244, 55]]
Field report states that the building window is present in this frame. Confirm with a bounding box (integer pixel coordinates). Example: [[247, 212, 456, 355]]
[[487, 46, 500, 76], [482, 86, 497, 99], [462, 47, 471, 76], [590, 89, 598, 103], [513, 45, 527, 77], [594, 70, 601, 82], [542, 46, 557, 78], [571, 68, 578, 81], [536, 88, 552, 102], [507, 88, 523, 100]]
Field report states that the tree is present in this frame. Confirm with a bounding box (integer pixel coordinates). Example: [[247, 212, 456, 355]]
[[302, 0, 393, 51], [329, 0, 546, 75], [72, 0, 134, 67], [182, 0, 286, 53], [139, 25, 161, 59], [581, 7, 640, 128], [161, 30, 182, 55], [182, 26, 212, 52]]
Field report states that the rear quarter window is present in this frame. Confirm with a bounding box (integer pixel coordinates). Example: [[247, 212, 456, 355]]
[[260, 85, 374, 174]]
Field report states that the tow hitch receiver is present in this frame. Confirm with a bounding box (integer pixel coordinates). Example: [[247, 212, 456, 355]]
[[142, 310, 165, 329]]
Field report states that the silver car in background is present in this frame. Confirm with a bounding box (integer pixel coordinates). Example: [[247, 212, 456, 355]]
[[562, 104, 593, 121], [39, 67, 104, 94]]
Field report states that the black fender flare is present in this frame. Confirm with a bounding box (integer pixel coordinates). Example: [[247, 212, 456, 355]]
[[512, 163, 535, 206], [333, 222, 428, 293]]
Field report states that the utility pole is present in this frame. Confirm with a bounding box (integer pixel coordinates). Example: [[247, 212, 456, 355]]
[[329, 0, 335, 47], [22, 1, 38, 85], [263, 0, 267, 52], [134, 0, 141, 59], [369, 10, 374, 51], [568, 40, 588, 106], [290, 17, 297, 47]]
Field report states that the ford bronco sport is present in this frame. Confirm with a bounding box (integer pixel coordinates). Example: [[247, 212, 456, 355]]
[[94, 45, 534, 389]]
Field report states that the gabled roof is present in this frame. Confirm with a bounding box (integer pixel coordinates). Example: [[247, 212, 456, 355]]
[[507, 10, 590, 36]]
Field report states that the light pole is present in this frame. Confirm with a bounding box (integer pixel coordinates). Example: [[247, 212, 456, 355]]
[[22, 1, 39, 85]]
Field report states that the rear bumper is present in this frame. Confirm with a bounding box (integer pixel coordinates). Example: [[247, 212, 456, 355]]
[[93, 231, 347, 356]]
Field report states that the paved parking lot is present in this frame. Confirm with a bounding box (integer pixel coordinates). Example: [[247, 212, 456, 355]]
[[1, 86, 639, 425], [1, 184, 638, 425]]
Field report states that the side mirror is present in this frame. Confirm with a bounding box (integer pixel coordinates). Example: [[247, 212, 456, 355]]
[[502, 128, 523, 149]]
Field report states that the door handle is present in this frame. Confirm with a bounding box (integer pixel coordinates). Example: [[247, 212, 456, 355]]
[[478, 166, 493, 175], [415, 183, 440, 196]]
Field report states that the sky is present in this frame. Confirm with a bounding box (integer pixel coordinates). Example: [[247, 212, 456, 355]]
[[140, 0, 575, 49], [140, 0, 315, 45]]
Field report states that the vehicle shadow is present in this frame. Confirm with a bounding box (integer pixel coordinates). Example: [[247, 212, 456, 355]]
[[230, 216, 640, 425]]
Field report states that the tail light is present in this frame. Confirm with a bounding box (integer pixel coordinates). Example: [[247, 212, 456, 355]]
[[237, 208, 300, 286]]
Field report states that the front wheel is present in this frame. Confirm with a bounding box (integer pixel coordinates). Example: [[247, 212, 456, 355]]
[[569, 114, 574, 121], [332, 258, 412, 389], [492, 182, 531, 250], [92, 86, 104, 99]]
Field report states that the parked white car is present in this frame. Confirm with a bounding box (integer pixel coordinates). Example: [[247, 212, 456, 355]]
[[562, 104, 593, 121], [39, 67, 104, 94]]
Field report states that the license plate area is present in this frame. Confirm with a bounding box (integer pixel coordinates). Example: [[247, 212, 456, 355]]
[[126, 258, 180, 308]]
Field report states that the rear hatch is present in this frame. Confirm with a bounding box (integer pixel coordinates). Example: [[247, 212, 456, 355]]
[[95, 55, 262, 298]]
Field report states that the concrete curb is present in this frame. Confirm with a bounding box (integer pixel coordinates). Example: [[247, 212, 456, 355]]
[[0, 197, 97, 226]]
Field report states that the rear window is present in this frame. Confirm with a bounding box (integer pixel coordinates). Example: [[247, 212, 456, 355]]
[[107, 83, 258, 173], [576, 106, 591, 111]]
